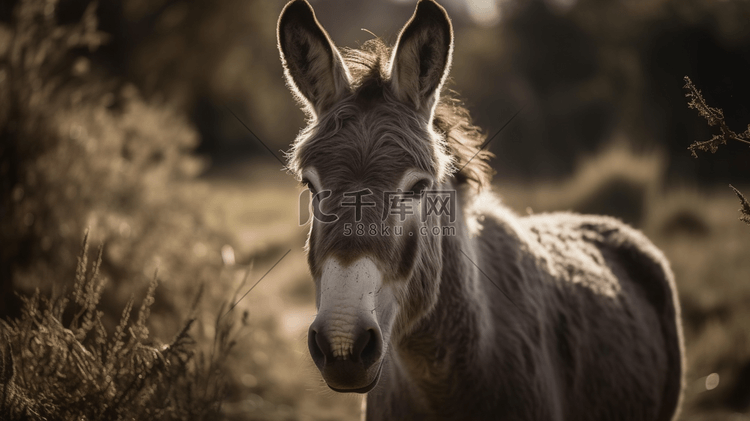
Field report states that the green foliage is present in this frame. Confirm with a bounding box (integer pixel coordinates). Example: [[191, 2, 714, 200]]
[[0, 233, 239, 421]]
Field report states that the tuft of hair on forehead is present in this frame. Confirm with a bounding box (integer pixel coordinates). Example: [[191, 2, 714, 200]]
[[286, 38, 494, 191]]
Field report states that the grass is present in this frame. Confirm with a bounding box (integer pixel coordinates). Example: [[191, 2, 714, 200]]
[[3, 0, 748, 417], [188, 155, 750, 420], [4, 158, 749, 421], [0, 231, 242, 420]]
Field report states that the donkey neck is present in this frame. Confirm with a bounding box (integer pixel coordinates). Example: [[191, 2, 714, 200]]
[[386, 185, 505, 411]]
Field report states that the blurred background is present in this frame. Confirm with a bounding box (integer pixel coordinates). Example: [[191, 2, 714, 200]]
[[1, 0, 749, 419]]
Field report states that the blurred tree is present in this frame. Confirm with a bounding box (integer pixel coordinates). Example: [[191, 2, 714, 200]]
[[449, 0, 750, 182], [21, 0, 745, 183], [0, 0, 220, 320]]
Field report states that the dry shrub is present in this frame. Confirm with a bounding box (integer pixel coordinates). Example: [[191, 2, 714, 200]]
[[683, 76, 750, 158], [683, 76, 750, 227], [0, 0, 223, 319], [730, 185, 750, 226], [0, 233, 243, 420]]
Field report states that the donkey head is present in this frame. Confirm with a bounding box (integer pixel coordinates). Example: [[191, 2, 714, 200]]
[[278, 0, 454, 393]]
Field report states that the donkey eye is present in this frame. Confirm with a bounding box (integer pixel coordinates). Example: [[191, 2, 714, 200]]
[[408, 179, 432, 197], [302, 178, 317, 196]]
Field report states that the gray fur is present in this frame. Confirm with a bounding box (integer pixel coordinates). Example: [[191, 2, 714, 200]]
[[277, 1, 684, 420]]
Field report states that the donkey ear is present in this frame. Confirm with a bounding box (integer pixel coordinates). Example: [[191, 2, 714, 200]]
[[389, 0, 453, 114], [278, 0, 351, 117]]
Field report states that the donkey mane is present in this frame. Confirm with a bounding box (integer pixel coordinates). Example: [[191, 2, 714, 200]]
[[286, 38, 494, 191]]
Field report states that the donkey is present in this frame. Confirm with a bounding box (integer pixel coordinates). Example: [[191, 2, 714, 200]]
[[277, 1, 684, 420]]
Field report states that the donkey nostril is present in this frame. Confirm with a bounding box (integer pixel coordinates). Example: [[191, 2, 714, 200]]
[[310, 324, 382, 369], [361, 330, 378, 362], [308, 329, 327, 367], [354, 328, 383, 368]]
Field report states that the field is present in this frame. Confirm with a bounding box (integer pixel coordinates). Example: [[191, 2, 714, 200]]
[[3, 117, 749, 421], [2, 0, 750, 419], [189, 148, 750, 420]]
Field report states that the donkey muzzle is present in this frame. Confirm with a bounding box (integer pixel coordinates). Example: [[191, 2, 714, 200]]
[[308, 317, 384, 392], [309, 257, 389, 393]]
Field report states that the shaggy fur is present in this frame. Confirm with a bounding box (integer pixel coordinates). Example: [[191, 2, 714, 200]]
[[284, 30, 493, 191], [277, 1, 684, 420]]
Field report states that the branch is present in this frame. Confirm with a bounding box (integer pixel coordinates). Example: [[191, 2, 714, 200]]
[[730, 185, 750, 226], [684, 76, 750, 227], [683, 76, 750, 158]]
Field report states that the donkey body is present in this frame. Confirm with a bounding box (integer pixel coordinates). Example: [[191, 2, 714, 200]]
[[276, 1, 684, 420], [367, 202, 683, 420]]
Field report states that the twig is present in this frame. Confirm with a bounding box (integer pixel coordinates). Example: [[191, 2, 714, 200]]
[[730, 185, 750, 226], [683, 76, 750, 157]]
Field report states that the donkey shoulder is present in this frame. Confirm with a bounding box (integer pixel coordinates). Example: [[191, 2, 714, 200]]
[[471, 206, 683, 419], [519, 212, 684, 421], [521, 212, 676, 311]]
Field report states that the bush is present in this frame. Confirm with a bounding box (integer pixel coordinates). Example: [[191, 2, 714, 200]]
[[0, 233, 242, 420], [0, 0, 222, 319]]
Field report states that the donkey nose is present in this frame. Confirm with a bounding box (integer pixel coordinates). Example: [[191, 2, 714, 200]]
[[308, 321, 383, 369]]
